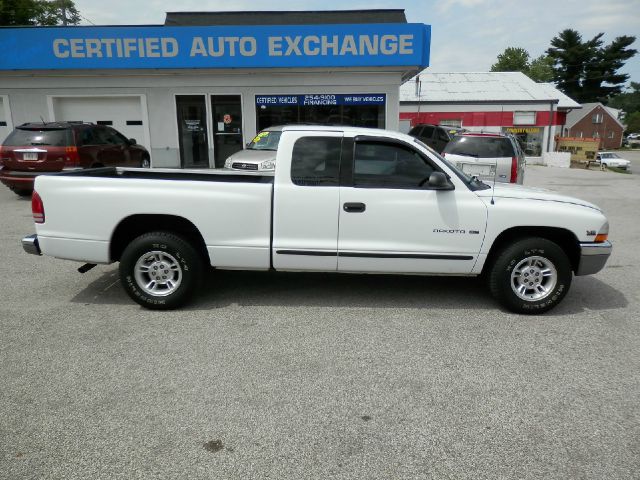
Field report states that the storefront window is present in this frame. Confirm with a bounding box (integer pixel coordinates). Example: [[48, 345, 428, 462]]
[[513, 111, 536, 125], [256, 94, 385, 131], [439, 119, 462, 128], [503, 126, 543, 156]]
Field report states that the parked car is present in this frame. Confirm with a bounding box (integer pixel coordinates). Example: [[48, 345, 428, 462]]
[[223, 125, 283, 172], [0, 122, 150, 196], [407, 124, 459, 152], [23, 126, 611, 314], [441, 132, 525, 184], [596, 152, 632, 171]]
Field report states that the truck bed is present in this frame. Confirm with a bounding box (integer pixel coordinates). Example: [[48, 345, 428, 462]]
[[34, 167, 274, 269]]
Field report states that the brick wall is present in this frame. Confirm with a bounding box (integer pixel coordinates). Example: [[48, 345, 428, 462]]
[[567, 105, 623, 150]]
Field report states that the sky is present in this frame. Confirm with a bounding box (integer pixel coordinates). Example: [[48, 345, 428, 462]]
[[72, 0, 640, 87]]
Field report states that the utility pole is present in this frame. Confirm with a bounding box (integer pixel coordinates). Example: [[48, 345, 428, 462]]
[[61, 0, 67, 26]]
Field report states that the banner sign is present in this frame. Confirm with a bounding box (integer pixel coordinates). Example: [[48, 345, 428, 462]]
[[255, 94, 386, 106], [0, 23, 430, 70]]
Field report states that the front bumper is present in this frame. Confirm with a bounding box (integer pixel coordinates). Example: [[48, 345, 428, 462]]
[[22, 234, 41, 256], [576, 241, 612, 276]]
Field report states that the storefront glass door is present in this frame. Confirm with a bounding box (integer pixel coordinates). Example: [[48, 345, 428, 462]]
[[211, 95, 243, 168], [176, 95, 209, 168]]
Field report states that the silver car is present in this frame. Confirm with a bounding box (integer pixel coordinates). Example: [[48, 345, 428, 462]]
[[223, 126, 283, 172], [442, 132, 525, 184]]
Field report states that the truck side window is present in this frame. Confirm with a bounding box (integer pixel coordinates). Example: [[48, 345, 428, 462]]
[[421, 126, 435, 139], [353, 141, 435, 188], [291, 136, 341, 186], [436, 128, 450, 141]]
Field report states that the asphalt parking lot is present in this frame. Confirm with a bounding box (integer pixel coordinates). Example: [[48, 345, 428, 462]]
[[1, 164, 639, 479]]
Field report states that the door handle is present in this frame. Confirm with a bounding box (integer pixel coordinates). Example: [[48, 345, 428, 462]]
[[343, 202, 366, 213]]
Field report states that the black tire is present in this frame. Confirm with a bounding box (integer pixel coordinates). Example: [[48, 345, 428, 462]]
[[13, 188, 33, 197], [119, 231, 203, 310], [488, 237, 572, 314]]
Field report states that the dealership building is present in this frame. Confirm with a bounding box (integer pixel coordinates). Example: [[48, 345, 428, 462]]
[[399, 72, 580, 157], [0, 10, 430, 168]]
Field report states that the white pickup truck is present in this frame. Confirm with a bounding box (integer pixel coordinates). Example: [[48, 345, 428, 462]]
[[22, 126, 612, 314]]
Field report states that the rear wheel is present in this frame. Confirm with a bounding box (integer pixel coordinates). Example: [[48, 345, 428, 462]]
[[119, 231, 203, 309], [13, 188, 33, 197], [488, 237, 572, 314]]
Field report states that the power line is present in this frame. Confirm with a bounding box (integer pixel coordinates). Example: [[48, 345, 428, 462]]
[[79, 13, 96, 26]]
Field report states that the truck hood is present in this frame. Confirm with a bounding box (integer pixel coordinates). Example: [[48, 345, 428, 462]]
[[226, 149, 276, 164], [476, 182, 602, 211]]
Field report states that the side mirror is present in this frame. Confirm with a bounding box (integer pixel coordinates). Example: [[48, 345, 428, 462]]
[[127, 138, 137, 145], [428, 171, 454, 190]]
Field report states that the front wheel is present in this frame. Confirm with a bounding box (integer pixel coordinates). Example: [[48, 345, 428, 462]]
[[119, 231, 203, 309], [488, 238, 572, 314]]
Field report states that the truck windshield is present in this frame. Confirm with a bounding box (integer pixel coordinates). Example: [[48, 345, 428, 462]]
[[413, 138, 490, 191], [247, 131, 282, 151]]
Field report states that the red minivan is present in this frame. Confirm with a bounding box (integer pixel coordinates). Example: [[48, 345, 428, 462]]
[[0, 122, 150, 196]]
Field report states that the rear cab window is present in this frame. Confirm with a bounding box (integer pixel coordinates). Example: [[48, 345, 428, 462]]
[[443, 135, 515, 158], [3, 128, 72, 147], [290, 136, 341, 186]]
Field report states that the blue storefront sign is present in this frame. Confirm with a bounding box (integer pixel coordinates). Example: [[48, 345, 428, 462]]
[[256, 94, 386, 106], [0, 23, 430, 70]]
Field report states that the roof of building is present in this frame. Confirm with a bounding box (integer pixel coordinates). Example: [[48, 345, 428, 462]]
[[565, 103, 625, 129], [400, 72, 581, 109], [165, 10, 407, 26]]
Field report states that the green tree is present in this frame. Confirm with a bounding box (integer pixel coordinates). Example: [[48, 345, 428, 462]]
[[547, 29, 637, 103], [0, 0, 80, 26], [527, 55, 554, 82], [625, 111, 640, 133], [608, 82, 640, 116], [491, 47, 530, 72], [490, 47, 554, 82]]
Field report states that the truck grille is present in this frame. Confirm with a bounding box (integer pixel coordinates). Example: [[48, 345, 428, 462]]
[[232, 162, 259, 170]]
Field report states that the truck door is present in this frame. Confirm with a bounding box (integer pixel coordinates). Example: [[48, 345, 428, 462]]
[[337, 135, 487, 274], [272, 131, 343, 271]]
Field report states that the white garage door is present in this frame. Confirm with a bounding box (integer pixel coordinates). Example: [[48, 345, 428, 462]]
[[0, 97, 12, 143], [52, 96, 148, 150]]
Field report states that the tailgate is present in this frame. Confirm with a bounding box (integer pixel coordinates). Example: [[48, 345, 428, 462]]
[[445, 154, 499, 178], [1, 127, 72, 172]]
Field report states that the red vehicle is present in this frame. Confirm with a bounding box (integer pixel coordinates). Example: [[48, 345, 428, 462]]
[[0, 122, 150, 196]]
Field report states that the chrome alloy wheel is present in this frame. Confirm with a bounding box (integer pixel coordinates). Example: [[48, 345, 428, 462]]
[[510, 256, 558, 301], [134, 251, 183, 296]]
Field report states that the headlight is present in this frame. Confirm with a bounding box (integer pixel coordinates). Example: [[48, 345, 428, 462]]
[[260, 160, 276, 170], [224, 159, 233, 169]]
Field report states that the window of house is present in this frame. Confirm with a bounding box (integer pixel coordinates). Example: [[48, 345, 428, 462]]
[[608, 131, 614, 138], [513, 111, 536, 125], [439, 119, 462, 128], [593, 131, 600, 138], [592, 113, 603, 124], [290, 136, 341, 186]]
